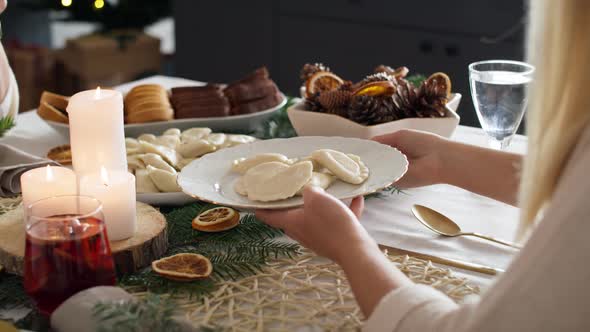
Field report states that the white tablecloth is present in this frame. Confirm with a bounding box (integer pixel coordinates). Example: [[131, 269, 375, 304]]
[[0, 76, 527, 288]]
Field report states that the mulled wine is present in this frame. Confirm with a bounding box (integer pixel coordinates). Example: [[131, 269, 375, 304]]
[[24, 214, 116, 315]]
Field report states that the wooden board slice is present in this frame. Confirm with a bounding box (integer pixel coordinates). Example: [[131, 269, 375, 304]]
[[0, 202, 167, 276]]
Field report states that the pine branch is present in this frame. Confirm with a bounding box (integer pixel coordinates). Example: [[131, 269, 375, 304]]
[[365, 185, 406, 199], [0, 116, 15, 138], [406, 74, 427, 87], [0, 273, 32, 310], [119, 268, 217, 299], [256, 97, 297, 139], [93, 293, 182, 332]]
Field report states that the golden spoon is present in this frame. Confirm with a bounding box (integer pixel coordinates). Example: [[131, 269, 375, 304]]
[[412, 204, 522, 249]]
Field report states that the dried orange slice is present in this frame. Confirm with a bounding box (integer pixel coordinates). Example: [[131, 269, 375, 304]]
[[152, 253, 213, 281], [305, 71, 344, 98], [192, 207, 240, 232], [427, 72, 452, 98], [353, 81, 396, 97]]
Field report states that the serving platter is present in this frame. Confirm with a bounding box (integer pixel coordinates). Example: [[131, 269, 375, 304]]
[[42, 75, 287, 138], [177, 136, 408, 210]]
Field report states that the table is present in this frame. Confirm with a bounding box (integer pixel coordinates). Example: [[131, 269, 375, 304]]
[[0, 77, 527, 290]]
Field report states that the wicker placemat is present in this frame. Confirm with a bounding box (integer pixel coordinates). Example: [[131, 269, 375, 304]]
[[133, 250, 479, 331], [0, 196, 480, 330]]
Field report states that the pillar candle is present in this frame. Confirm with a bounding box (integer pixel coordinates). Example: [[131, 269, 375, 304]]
[[20, 166, 77, 212], [79, 167, 136, 241], [67, 88, 127, 176]]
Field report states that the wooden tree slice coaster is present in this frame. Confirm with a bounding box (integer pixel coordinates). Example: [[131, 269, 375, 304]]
[[0, 202, 167, 276]]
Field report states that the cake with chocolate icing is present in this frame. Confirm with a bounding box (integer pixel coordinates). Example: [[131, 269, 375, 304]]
[[171, 67, 283, 119], [224, 67, 282, 115]]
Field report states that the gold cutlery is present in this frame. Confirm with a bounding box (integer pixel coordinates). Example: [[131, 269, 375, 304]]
[[378, 244, 504, 276], [412, 204, 522, 249]]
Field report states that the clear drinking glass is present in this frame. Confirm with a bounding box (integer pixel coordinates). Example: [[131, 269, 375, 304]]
[[24, 195, 116, 315], [469, 60, 534, 149]]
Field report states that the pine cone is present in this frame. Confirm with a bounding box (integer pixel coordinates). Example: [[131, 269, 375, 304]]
[[391, 79, 421, 118], [348, 95, 398, 125], [318, 89, 353, 111], [304, 97, 323, 113], [300, 63, 331, 81], [415, 78, 448, 117]]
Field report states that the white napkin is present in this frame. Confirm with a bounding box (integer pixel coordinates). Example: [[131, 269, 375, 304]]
[[0, 143, 58, 197], [51, 286, 196, 332]]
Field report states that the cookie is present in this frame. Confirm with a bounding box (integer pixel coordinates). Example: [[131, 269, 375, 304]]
[[37, 102, 69, 124], [46, 144, 72, 165]]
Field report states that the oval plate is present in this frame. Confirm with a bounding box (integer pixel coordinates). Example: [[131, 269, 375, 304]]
[[178, 136, 408, 210]]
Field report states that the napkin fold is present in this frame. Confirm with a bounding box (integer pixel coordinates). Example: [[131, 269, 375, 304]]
[[0, 143, 58, 197]]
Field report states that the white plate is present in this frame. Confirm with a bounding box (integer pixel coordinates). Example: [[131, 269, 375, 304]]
[[177, 136, 408, 210], [43, 75, 287, 138]]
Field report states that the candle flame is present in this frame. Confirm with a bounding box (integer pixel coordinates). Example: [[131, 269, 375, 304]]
[[100, 166, 110, 186], [45, 165, 53, 181], [94, 86, 102, 99]]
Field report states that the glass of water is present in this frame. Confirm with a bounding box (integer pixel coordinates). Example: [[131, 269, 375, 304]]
[[469, 60, 534, 149]]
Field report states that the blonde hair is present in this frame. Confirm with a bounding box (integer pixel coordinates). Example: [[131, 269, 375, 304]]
[[519, 0, 590, 238]]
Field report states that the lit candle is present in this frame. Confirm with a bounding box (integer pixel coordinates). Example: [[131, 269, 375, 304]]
[[67, 87, 128, 176], [20, 165, 77, 212], [79, 167, 136, 241]]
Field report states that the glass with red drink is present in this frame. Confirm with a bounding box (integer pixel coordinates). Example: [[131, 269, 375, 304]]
[[24, 195, 116, 315]]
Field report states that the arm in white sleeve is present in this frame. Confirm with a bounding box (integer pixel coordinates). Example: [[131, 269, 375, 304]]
[[0, 68, 18, 118], [365, 125, 590, 332]]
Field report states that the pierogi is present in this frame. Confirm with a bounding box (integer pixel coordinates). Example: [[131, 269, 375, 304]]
[[231, 149, 369, 202]]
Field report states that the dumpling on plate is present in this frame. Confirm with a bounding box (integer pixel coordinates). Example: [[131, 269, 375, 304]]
[[163, 128, 181, 137], [181, 127, 212, 141], [207, 133, 227, 147], [139, 140, 180, 168], [139, 153, 176, 173], [243, 161, 313, 202], [296, 172, 336, 195], [154, 135, 181, 149], [126, 138, 141, 155], [231, 153, 290, 174], [147, 165, 181, 192], [127, 154, 146, 172], [137, 133, 157, 144], [224, 134, 257, 147], [177, 139, 216, 158], [136, 169, 159, 193], [311, 149, 369, 185]]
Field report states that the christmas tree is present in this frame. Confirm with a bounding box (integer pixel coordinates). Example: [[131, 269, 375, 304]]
[[18, 0, 171, 31]]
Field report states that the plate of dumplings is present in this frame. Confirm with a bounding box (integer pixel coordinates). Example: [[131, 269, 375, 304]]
[[125, 127, 258, 206], [177, 136, 408, 209]]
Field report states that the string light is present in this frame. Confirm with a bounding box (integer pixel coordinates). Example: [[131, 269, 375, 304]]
[[94, 0, 105, 9], [61, 0, 72, 7]]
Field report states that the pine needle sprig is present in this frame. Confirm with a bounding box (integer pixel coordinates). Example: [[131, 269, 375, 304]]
[[405, 74, 427, 87], [365, 185, 406, 199], [93, 293, 183, 332], [119, 268, 217, 298], [0, 116, 15, 138], [0, 273, 32, 310], [256, 97, 297, 139]]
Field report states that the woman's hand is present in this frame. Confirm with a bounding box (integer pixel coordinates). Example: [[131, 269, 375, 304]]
[[0, 1, 7, 15], [255, 186, 377, 265], [373, 129, 448, 188]]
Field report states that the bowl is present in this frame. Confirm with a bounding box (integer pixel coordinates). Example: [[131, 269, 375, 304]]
[[287, 93, 461, 139]]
